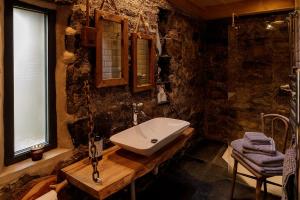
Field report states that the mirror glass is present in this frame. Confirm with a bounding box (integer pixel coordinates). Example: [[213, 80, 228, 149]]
[[102, 20, 122, 80], [137, 38, 150, 86]]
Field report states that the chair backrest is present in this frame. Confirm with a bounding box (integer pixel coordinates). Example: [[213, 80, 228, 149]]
[[260, 113, 289, 153]]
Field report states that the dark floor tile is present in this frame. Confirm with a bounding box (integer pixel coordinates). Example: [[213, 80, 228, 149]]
[[137, 164, 280, 200], [187, 140, 227, 163], [89, 140, 281, 200], [138, 170, 207, 200], [136, 140, 281, 200], [180, 159, 230, 181]]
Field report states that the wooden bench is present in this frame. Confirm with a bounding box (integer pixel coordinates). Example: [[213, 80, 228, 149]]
[[61, 127, 194, 200], [20, 175, 68, 200]]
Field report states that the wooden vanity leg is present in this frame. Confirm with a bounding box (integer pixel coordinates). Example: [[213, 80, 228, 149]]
[[131, 181, 136, 200]]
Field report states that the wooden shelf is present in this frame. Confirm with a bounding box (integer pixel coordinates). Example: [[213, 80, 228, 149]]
[[61, 127, 194, 199], [156, 81, 170, 84], [157, 101, 170, 105]]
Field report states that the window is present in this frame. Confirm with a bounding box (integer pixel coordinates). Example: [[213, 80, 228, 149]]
[[4, 2, 56, 165]]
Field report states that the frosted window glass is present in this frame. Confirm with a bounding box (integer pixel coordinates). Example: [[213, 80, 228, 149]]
[[13, 8, 48, 153]]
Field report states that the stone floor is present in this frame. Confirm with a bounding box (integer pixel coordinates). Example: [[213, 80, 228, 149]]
[[136, 140, 280, 200], [64, 140, 281, 200]]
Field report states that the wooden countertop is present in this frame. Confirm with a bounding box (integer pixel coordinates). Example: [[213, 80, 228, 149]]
[[61, 127, 194, 199]]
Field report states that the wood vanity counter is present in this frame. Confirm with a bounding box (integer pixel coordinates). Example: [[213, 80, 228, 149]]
[[61, 127, 194, 200]]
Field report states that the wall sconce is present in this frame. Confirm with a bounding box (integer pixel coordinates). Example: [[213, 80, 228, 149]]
[[265, 21, 274, 30]]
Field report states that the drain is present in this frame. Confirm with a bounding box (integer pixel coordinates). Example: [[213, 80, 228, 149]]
[[151, 139, 158, 143]]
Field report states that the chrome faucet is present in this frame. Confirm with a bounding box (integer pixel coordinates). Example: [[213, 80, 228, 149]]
[[132, 102, 144, 126], [133, 103, 138, 126]]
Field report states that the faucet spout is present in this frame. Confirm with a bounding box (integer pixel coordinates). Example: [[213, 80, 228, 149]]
[[133, 114, 138, 126], [132, 103, 138, 126], [132, 102, 145, 126]]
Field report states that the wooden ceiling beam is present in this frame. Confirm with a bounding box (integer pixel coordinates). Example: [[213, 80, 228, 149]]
[[167, 0, 295, 20], [200, 0, 295, 19], [167, 0, 202, 19]]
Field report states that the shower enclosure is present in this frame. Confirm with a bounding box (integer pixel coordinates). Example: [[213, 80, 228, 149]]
[[205, 10, 297, 197]]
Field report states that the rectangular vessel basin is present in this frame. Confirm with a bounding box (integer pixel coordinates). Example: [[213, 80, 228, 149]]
[[110, 117, 190, 156]]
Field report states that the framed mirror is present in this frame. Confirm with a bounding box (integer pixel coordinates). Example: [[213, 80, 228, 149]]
[[95, 10, 129, 88], [131, 33, 155, 93]]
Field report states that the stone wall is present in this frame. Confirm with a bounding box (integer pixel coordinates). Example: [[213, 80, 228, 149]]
[[0, 1, 293, 198], [0, 1, 206, 198], [203, 20, 229, 141], [66, 0, 205, 147], [204, 13, 291, 146]]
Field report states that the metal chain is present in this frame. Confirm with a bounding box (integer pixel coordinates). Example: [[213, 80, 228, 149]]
[[100, 0, 119, 12], [83, 80, 101, 183], [134, 0, 148, 34]]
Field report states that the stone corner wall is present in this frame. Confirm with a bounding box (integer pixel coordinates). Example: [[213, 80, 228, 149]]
[[204, 13, 291, 146]]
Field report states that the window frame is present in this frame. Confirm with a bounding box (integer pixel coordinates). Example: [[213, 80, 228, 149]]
[[4, 1, 57, 165]]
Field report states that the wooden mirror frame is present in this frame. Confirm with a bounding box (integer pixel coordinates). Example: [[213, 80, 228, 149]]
[[95, 10, 129, 88], [131, 33, 155, 93]]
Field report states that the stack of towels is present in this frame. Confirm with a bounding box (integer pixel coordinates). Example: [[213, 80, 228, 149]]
[[231, 132, 284, 175]]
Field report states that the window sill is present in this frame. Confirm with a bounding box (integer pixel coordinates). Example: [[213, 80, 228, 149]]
[[0, 148, 73, 187]]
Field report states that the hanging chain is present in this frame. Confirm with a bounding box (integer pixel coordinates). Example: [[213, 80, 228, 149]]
[[134, 0, 149, 34], [100, 0, 119, 13], [83, 80, 101, 183]]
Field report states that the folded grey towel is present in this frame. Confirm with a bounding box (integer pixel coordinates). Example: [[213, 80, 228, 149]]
[[233, 150, 283, 175], [243, 148, 276, 156], [232, 139, 284, 167], [244, 132, 272, 145], [242, 138, 276, 156]]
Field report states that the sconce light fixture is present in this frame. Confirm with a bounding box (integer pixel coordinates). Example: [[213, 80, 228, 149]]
[[265, 21, 274, 30]]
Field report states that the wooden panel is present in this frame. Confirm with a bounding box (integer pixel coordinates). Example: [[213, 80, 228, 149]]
[[21, 176, 57, 200], [167, 0, 201, 19], [168, 0, 295, 20], [62, 128, 194, 200], [81, 27, 96, 47], [188, 0, 243, 7], [296, 0, 300, 10]]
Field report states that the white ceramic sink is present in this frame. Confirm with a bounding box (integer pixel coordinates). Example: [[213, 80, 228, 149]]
[[110, 117, 190, 156]]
